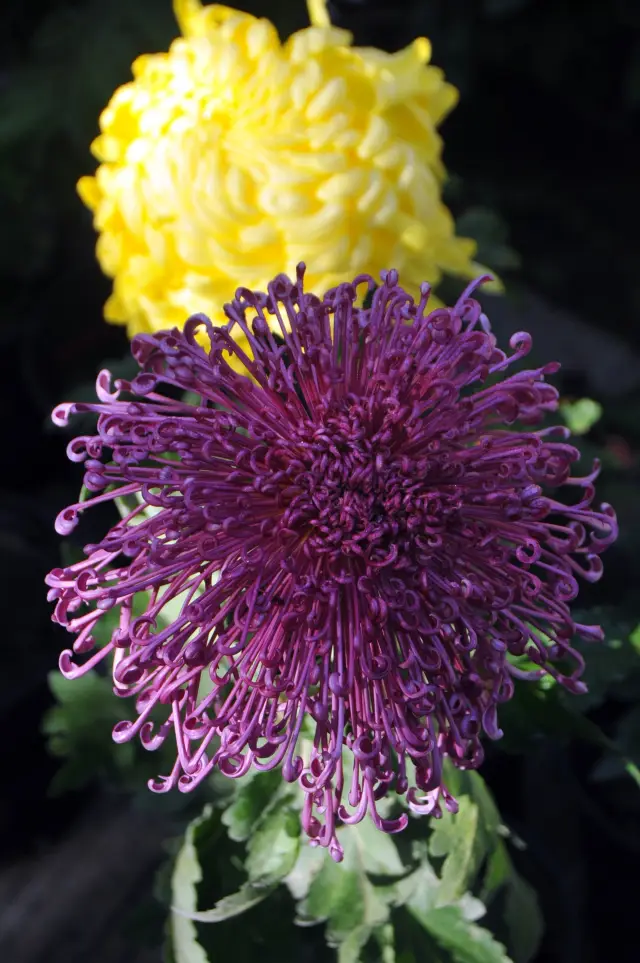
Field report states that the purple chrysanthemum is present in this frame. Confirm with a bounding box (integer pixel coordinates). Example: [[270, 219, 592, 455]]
[[47, 266, 616, 860]]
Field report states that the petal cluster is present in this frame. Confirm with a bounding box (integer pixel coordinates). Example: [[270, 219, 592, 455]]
[[78, 0, 482, 346], [47, 267, 616, 860]]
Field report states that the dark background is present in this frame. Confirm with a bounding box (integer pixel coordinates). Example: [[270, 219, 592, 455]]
[[0, 1, 639, 961]]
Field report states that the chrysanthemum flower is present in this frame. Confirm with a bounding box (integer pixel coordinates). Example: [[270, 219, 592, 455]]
[[47, 267, 616, 860], [77, 0, 486, 347]]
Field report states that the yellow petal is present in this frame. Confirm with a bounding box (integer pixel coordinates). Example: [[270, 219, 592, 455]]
[[77, 176, 101, 211], [306, 0, 330, 29]]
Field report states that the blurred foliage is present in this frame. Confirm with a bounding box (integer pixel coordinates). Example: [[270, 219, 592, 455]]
[[44, 669, 137, 794], [43, 592, 192, 804], [559, 398, 603, 437]]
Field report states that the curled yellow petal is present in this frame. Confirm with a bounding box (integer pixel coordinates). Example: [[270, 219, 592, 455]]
[[79, 2, 494, 337]]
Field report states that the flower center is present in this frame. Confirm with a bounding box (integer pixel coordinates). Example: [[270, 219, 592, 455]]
[[273, 399, 449, 567]]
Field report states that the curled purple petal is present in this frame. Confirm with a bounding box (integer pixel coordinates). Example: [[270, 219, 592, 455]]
[[46, 265, 617, 860]]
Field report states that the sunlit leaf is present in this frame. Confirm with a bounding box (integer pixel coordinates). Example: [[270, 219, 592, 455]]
[[429, 797, 484, 904], [170, 808, 211, 963], [244, 795, 301, 887], [297, 826, 391, 957], [283, 841, 326, 901], [221, 769, 283, 843], [410, 905, 512, 963]]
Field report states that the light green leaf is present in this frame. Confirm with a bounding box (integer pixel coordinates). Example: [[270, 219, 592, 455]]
[[630, 624, 640, 655], [171, 806, 276, 929], [389, 858, 485, 924], [284, 841, 326, 900], [374, 923, 396, 963], [410, 905, 512, 963], [297, 827, 391, 956], [170, 808, 211, 963], [445, 768, 503, 844], [350, 818, 407, 877], [183, 881, 278, 924], [429, 796, 484, 904], [560, 398, 602, 436], [244, 796, 301, 887], [388, 862, 441, 915], [337, 920, 381, 963], [297, 848, 360, 929], [222, 768, 283, 843], [457, 893, 488, 923]]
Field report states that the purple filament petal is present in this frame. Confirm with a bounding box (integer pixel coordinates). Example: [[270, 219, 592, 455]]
[[46, 265, 617, 861]]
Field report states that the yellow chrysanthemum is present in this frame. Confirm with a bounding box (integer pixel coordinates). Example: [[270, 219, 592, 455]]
[[79, 0, 488, 338]]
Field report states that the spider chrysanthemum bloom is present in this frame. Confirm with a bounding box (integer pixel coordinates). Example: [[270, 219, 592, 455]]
[[47, 267, 616, 860], [77, 0, 487, 347]]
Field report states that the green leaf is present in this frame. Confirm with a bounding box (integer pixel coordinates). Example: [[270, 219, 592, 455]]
[[183, 881, 278, 924], [504, 869, 543, 963], [221, 768, 283, 843], [559, 398, 603, 436], [426, 783, 541, 962], [571, 630, 640, 712], [244, 796, 301, 887], [44, 661, 184, 798], [445, 768, 502, 843], [296, 847, 361, 928], [43, 670, 134, 793], [429, 796, 484, 904], [500, 683, 640, 788], [284, 841, 327, 900], [171, 805, 277, 932], [411, 905, 511, 963], [480, 841, 511, 905], [170, 809, 211, 963], [297, 826, 392, 959], [349, 818, 407, 878], [592, 703, 640, 782], [386, 861, 441, 914], [373, 923, 396, 963]]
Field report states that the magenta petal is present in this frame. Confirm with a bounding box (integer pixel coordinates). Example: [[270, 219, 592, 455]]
[[46, 265, 616, 858]]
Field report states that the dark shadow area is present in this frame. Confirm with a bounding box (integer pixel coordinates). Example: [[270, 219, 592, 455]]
[[0, 1, 638, 961]]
